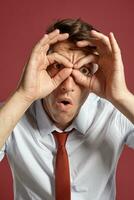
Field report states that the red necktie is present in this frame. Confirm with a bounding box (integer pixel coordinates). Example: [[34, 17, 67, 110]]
[[53, 131, 71, 200]]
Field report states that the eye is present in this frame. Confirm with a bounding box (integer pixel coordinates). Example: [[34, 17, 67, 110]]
[[47, 63, 63, 78], [79, 65, 92, 76], [53, 63, 63, 69]]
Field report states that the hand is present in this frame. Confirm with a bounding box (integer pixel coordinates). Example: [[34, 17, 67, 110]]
[[17, 30, 73, 102], [72, 30, 128, 102]]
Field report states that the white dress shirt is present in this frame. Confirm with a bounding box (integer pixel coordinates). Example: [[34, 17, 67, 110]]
[[0, 93, 134, 200]]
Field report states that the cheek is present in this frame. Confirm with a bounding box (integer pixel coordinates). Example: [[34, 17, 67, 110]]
[[78, 87, 89, 105], [44, 94, 55, 112]]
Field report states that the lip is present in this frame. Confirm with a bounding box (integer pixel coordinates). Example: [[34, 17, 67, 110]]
[[57, 97, 73, 105], [56, 97, 73, 111]]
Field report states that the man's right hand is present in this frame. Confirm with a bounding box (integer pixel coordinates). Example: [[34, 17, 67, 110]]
[[17, 29, 73, 103]]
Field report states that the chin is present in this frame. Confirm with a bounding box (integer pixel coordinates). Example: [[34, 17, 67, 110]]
[[53, 114, 74, 126], [54, 115, 72, 124]]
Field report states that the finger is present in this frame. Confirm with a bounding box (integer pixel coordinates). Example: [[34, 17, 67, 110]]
[[74, 54, 99, 69], [33, 34, 49, 52], [77, 30, 109, 47], [42, 30, 69, 46], [47, 52, 73, 68], [74, 54, 99, 76], [37, 29, 60, 46], [90, 30, 112, 51], [34, 29, 60, 51], [47, 33, 69, 46], [77, 40, 94, 47], [35, 33, 69, 54], [35, 32, 69, 55], [90, 30, 109, 43], [109, 32, 121, 55], [56, 33, 69, 41], [71, 69, 91, 88], [47, 29, 60, 38], [52, 68, 72, 89], [40, 29, 60, 46], [77, 31, 111, 54]]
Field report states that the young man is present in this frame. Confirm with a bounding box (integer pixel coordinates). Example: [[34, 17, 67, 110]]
[[0, 18, 134, 200]]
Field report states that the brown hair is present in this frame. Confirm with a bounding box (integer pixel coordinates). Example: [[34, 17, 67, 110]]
[[46, 18, 98, 52]]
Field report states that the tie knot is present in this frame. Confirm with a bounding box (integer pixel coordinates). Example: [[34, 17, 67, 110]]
[[53, 131, 68, 147]]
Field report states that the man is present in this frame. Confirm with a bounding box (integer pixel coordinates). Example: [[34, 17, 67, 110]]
[[0, 18, 134, 200]]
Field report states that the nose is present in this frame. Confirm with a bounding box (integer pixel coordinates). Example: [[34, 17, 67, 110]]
[[60, 76, 75, 93]]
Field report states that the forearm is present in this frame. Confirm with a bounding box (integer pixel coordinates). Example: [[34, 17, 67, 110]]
[[0, 91, 33, 149], [112, 90, 134, 124]]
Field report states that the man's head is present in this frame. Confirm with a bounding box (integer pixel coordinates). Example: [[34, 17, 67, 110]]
[[46, 18, 98, 43], [43, 18, 97, 130]]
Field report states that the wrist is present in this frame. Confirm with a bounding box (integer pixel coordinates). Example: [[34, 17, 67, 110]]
[[110, 89, 133, 107], [15, 89, 35, 105]]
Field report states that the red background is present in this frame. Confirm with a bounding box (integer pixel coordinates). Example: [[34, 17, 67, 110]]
[[0, 0, 134, 199]]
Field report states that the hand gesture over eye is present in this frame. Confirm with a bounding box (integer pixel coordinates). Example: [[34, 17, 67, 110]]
[[17, 30, 73, 102], [74, 31, 128, 102]]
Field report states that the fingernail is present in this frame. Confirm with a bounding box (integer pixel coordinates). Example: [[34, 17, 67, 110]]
[[90, 30, 97, 34], [44, 34, 48, 38], [62, 33, 69, 37], [55, 29, 60, 33], [76, 41, 82, 46], [110, 32, 114, 37]]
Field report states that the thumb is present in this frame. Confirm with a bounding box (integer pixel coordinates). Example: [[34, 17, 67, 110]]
[[52, 68, 72, 89]]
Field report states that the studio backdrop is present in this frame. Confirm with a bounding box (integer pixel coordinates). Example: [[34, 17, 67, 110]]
[[0, 0, 134, 199]]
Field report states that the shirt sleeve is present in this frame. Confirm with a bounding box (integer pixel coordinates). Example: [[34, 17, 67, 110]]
[[0, 102, 6, 161], [0, 144, 6, 161], [119, 112, 134, 148], [125, 129, 134, 149]]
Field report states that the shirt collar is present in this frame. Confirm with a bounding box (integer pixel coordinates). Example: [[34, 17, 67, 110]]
[[34, 93, 100, 137]]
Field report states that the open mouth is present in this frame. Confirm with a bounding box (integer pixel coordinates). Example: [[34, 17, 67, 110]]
[[60, 100, 71, 105], [57, 98, 73, 107]]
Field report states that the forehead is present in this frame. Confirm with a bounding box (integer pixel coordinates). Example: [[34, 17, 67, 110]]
[[52, 40, 87, 61], [53, 40, 81, 51]]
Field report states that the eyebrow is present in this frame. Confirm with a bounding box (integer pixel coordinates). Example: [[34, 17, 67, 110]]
[[51, 46, 98, 66]]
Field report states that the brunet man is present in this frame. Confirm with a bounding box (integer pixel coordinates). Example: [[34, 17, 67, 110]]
[[0, 18, 134, 200]]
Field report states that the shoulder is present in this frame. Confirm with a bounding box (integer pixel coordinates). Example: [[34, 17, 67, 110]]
[[78, 93, 133, 132]]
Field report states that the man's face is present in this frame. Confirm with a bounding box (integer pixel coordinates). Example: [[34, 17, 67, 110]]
[[43, 41, 90, 130]]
